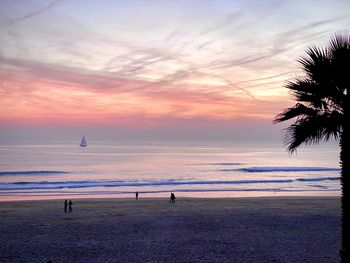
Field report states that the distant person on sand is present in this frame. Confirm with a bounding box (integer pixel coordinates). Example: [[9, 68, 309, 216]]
[[136, 191, 139, 200], [68, 200, 73, 213], [64, 200, 68, 213], [169, 193, 176, 203]]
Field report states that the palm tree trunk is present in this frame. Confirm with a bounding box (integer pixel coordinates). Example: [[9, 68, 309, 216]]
[[340, 101, 350, 262]]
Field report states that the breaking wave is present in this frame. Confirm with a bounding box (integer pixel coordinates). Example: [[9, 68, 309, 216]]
[[0, 176, 340, 191], [220, 167, 340, 173], [296, 177, 340, 182], [0, 171, 69, 176], [208, 163, 242, 166]]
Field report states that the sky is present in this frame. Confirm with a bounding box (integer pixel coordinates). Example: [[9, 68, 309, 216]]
[[0, 0, 349, 143]]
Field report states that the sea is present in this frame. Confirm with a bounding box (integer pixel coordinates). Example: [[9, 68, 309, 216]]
[[0, 141, 341, 201]]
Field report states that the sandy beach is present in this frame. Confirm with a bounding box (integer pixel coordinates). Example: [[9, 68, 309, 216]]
[[0, 197, 340, 262]]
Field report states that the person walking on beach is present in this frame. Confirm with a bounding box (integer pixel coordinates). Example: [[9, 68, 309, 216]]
[[169, 193, 176, 203], [64, 199, 68, 213], [136, 191, 139, 200], [68, 200, 73, 213]]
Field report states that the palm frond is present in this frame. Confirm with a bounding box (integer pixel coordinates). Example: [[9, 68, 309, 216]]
[[275, 34, 348, 152], [298, 46, 330, 81], [329, 33, 350, 51], [329, 34, 350, 93], [283, 111, 342, 152], [285, 80, 331, 110], [274, 103, 317, 123]]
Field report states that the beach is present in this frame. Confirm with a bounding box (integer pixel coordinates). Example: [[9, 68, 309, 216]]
[[0, 197, 340, 262]]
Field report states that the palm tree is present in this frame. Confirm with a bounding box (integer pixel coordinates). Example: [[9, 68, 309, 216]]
[[274, 34, 350, 262]]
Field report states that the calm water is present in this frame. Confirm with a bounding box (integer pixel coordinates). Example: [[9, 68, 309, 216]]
[[0, 141, 341, 201]]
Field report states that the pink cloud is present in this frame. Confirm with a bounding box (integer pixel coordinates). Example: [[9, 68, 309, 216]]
[[0, 56, 289, 127]]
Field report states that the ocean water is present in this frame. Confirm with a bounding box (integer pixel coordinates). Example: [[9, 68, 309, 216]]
[[0, 141, 341, 201]]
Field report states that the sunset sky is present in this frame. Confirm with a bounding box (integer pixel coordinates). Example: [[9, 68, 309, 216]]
[[1, 0, 349, 143]]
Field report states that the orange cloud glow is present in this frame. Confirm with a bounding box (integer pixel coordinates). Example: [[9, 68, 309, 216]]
[[0, 59, 288, 128]]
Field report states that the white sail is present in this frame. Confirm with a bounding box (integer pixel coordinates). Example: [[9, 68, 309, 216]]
[[80, 135, 87, 147]]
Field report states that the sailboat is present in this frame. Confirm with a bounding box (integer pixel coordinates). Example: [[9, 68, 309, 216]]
[[80, 135, 87, 147]]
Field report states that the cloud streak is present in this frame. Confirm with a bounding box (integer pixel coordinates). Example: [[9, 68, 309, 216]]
[[1, 0, 349, 132], [1, 0, 62, 26], [1, 54, 285, 126]]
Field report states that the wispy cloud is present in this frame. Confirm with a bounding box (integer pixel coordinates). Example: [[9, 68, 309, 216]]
[[1, 0, 62, 26], [1, 54, 284, 126], [197, 12, 242, 37], [1, 0, 349, 130]]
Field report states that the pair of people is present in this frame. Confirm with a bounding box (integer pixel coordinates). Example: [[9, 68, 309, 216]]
[[64, 200, 73, 213]]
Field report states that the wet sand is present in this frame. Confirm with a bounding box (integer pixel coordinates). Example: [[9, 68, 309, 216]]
[[0, 197, 341, 262]]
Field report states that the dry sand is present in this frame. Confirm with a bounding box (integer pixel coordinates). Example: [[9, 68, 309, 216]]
[[0, 197, 340, 262]]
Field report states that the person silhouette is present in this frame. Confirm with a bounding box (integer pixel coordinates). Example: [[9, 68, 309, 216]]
[[68, 200, 73, 213], [136, 191, 139, 200], [169, 193, 176, 203], [64, 200, 68, 213]]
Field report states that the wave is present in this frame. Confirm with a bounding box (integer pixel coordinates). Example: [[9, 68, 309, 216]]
[[208, 163, 242, 166], [0, 188, 339, 197], [0, 179, 294, 191], [296, 177, 340, 182], [0, 176, 340, 191], [0, 171, 69, 176], [220, 167, 340, 173], [310, 185, 329, 189]]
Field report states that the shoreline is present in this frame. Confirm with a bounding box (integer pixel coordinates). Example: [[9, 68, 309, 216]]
[[0, 196, 341, 262], [0, 194, 341, 203], [0, 190, 341, 202]]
